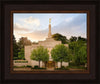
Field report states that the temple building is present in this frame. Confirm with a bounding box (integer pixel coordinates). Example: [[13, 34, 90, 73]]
[[24, 18, 68, 69]]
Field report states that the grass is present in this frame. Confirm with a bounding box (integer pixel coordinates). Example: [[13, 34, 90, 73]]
[[67, 65, 87, 69], [55, 65, 86, 70], [32, 68, 46, 70], [13, 65, 32, 68], [13, 65, 86, 70], [13, 65, 46, 70]]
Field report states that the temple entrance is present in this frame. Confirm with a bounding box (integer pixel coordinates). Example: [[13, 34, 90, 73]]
[[46, 61, 55, 70]]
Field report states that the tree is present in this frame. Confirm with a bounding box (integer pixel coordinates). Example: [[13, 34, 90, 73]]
[[52, 33, 68, 44], [18, 37, 32, 49], [78, 36, 87, 42], [51, 44, 69, 67], [30, 46, 49, 68], [18, 48, 25, 60], [41, 49, 49, 68], [13, 35, 19, 60], [69, 40, 87, 65], [64, 49, 73, 62], [77, 46, 87, 65], [69, 36, 77, 42]]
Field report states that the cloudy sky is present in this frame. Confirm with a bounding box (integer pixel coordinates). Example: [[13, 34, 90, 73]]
[[13, 13, 87, 42]]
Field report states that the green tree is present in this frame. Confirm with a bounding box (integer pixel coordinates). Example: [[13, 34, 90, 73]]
[[64, 49, 73, 62], [51, 44, 69, 67], [13, 35, 19, 60], [52, 33, 68, 44], [18, 48, 25, 60], [69, 40, 87, 65], [30, 46, 49, 68], [77, 46, 87, 65], [17, 37, 32, 60], [69, 36, 77, 42], [18, 37, 32, 50], [78, 36, 87, 42]]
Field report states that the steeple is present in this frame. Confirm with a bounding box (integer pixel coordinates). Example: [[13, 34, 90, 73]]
[[48, 18, 52, 38]]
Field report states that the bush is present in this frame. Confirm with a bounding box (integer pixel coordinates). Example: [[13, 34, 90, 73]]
[[61, 66, 66, 69], [26, 65, 32, 68], [37, 68, 46, 69], [18, 48, 25, 60], [13, 65, 32, 68], [13, 66, 26, 68], [67, 65, 86, 69], [22, 58, 25, 60], [69, 62, 78, 66], [32, 66, 46, 69], [55, 66, 69, 70], [55, 68, 62, 70], [34, 65, 39, 69], [13, 57, 19, 60]]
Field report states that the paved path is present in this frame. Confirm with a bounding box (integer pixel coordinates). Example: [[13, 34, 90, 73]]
[[47, 67, 54, 71], [13, 68, 32, 71], [69, 68, 85, 71]]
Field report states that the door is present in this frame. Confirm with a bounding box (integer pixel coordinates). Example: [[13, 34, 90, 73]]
[[47, 61, 55, 68]]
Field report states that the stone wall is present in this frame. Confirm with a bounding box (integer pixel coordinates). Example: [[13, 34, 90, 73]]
[[30, 60, 44, 67], [62, 62, 69, 67], [57, 62, 61, 68], [57, 62, 69, 68]]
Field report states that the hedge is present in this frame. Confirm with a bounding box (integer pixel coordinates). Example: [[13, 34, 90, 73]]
[[15, 60, 28, 63]]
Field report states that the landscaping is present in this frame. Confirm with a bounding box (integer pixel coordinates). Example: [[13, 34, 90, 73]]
[[13, 34, 87, 71], [13, 65, 31, 68], [15, 60, 28, 63], [31, 66, 46, 70]]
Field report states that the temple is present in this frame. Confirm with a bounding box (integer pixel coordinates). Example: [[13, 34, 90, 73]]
[[24, 18, 68, 70]]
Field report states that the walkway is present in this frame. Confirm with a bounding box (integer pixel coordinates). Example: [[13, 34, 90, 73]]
[[47, 67, 55, 71]]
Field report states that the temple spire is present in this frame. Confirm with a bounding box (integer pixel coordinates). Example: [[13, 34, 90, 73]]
[[48, 18, 52, 38], [49, 18, 51, 24]]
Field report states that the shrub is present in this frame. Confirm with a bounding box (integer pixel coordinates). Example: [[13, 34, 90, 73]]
[[32, 66, 46, 69], [37, 68, 46, 69], [13, 66, 26, 68], [67, 65, 87, 69], [26, 65, 32, 68], [55, 66, 69, 70], [61, 66, 66, 69], [55, 68, 61, 70], [13, 57, 19, 60], [69, 62, 78, 66], [22, 58, 25, 60], [18, 48, 25, 60], [34, 65, 39, 69]]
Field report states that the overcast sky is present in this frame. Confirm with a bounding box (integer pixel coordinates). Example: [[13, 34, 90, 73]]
[[13, 13, 87, 42]]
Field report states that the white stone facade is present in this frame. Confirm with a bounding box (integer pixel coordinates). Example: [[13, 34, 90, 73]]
[[24, 38, 69, 68]]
